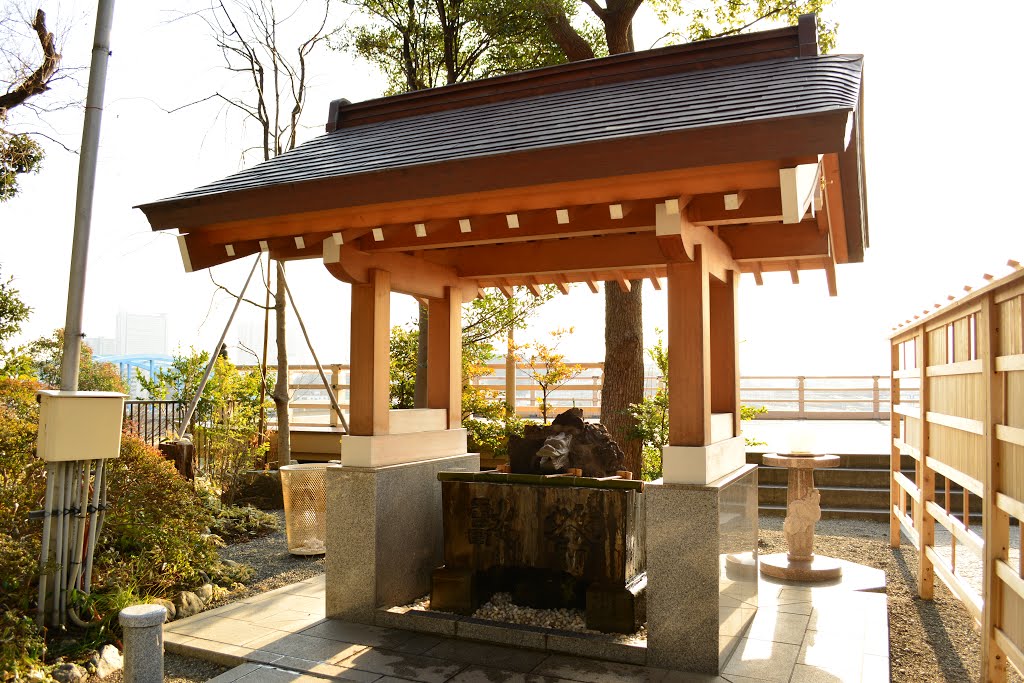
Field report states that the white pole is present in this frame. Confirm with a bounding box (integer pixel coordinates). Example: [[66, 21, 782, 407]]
[[59, 0, 116, 390]]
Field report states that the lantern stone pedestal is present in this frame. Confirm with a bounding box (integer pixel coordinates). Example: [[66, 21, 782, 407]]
[[759, 453, 843, 582]]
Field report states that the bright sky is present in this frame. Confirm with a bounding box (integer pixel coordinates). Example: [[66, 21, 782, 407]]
[[2, 0, 1023, 377]]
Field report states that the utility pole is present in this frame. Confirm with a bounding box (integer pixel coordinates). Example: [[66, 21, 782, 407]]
[[59, 0, 116, 390]]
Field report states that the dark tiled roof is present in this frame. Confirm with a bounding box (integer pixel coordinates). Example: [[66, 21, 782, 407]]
[[156, 54, 862, 204]]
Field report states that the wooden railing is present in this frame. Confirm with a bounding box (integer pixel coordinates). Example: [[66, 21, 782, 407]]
[[890, 267, 1024, 681], [236, 363, 889, 424]]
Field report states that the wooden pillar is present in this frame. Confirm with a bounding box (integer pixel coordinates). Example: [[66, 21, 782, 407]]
[[917, 331, 935, 599], [427, 286, 463, 429], [667, 246, 710, 446], [710, 270, 740, 437], [981, 294, 1009, 682], [349, 269, 390, 436]]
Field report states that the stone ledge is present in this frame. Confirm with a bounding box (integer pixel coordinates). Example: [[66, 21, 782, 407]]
[[374, 607, 647, 666]]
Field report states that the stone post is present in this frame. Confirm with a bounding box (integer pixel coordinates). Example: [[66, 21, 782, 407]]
[[118, 604, 167, 683]]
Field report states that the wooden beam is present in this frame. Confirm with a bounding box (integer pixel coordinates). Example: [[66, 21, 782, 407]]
[[822, 153, 849, 263], [718, 220, 828, 261], [649, 275, 662, 291], [687, 188, 782, 226], [360, 202, 656, 253], [585, 277, 599, 293], [753, 262, 763, 286], [497, 281, 515, 298], [349, 269, 391, 436], [427, 286, 463, 429], [789, 261, 800, 284], [323, 241, 477, 300], [422, 233, 668, 279], [710, 271, 740, 437], [553, 277, 570, 295], [655, 201, 739, 282], [824, 256, 838, 297], [526, 278, 543, 297], [668, 248, 710, 446], [614, 273, 631, 293]]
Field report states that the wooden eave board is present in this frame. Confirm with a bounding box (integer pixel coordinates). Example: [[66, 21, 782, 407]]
[[137, 55, 862, 232]]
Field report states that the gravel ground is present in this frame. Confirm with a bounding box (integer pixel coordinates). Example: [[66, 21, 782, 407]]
[[153, 512, 1019, 683]]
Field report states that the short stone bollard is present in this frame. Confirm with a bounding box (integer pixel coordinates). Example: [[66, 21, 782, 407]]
[[118, 604, 167, 683]]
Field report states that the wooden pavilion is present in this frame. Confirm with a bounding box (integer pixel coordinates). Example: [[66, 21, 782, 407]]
[[138, 14, 867, 674]]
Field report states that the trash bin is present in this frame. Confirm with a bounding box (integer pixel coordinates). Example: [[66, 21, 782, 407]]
[[279, 464, 327, 555]]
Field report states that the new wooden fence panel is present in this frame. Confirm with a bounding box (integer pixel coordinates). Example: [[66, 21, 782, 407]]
[[891, 269, 1024, 681]]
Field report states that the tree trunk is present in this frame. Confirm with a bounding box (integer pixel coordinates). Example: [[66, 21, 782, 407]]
[[273, 261, 291, 465], [602, 280, 644, 477], [414, 302, 429, 408]]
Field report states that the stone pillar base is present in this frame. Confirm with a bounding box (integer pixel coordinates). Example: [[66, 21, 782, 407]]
[[325, 453, 479, 623], [646, 464, 759, 674]]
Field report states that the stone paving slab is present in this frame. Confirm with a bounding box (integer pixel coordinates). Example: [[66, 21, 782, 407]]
[[165, 571, 888, 683]]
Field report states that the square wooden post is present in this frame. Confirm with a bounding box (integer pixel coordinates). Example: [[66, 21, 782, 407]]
[[427, 286, 463, 429], [667, 246, 710, 447], [349, 269, 390, 436], [710, 270, 740, 437]]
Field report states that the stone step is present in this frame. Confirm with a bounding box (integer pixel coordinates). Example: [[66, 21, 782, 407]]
[[759, 504, 889, 523]]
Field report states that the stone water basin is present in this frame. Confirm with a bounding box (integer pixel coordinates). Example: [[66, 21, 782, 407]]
[[430, 470, 646, 633]]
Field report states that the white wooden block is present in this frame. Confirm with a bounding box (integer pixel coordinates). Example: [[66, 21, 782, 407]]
[[177, 235, 193, 273], [459, 219, 472, 233], [724, 193, 743, 210], [341, 429, 468, 467], [389, 408, 447, 434], [609, 204, 623, 220], [664, 198, 680, 215], [259, 240, 269, 252], [415, 223, 427, 237], [372, 228, 384, 241], [556, 209, 569, 224], [294, 236, 305, 249], [710, 412, 735, 443], [506, 214, 520, 229], [662, 436, 746, 485], [331, 232, 344, 246], [225, 244, 235, 257]]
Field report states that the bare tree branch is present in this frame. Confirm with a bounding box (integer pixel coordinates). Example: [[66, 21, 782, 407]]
[[0, 10, 61, 114]]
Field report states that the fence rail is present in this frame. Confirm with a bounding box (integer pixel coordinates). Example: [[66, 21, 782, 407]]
[[890, 267, 1024, 681]]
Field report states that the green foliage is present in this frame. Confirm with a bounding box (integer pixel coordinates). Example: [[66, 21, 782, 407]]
[[207, 503, 280, 545], [97, 432, 218, 596], [628, 331, 768, 480], [513, 328, 584, 424], [26, 329, 127, 392], [0, 377, 46, 539], [0, 117, 45, 203], [0, 267, 33, 378], [0, 533, 46, 679], [389, 325, 418, 409], [462, 287, 556, 345], [137, 349, 270, 498], [651, 0, 837, 53], [342, 0, 596, 95]]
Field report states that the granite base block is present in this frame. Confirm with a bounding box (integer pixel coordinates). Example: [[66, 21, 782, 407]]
[[645, 464, 758, 674], [326, 453, 479, 623]]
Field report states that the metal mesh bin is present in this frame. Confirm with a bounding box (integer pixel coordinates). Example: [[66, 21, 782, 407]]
[[279, 464, 327, 555]]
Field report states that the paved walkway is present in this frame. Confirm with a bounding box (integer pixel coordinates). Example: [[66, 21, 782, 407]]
[[165, 569, 889, 683]]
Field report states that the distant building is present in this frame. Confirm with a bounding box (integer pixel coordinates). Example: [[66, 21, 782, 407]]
[[84, 335, 117, 356], [116, 312, 168, 356]]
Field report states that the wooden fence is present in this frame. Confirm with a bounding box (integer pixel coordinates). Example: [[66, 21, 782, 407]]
[[890, 267, 1024, 681]]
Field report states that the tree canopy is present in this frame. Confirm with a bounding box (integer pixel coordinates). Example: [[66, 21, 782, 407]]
[[0, 7, 65, 202]]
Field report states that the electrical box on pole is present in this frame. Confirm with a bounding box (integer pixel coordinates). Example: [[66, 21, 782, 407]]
[[36, 391, 125, 461]]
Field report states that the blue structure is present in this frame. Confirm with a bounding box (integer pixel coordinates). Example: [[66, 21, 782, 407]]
[[94, 354, 175, 397]]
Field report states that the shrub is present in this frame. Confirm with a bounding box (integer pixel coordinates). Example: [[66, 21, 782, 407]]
[[208, 503, 279, 544]]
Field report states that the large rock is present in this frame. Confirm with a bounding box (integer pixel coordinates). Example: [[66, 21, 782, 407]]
[[51, 663, 87, 683], [95, 645, 123, 679], [173, 590, 204, 619], [151, 598, 175, 621], [507, 408, 626, 477], [196, 583, 214, 604]]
